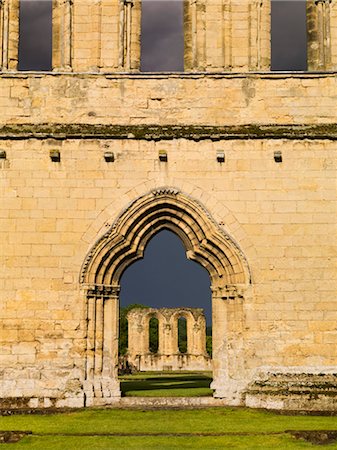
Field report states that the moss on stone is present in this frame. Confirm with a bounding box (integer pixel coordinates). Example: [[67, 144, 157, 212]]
[[0, 123, 337, 141]]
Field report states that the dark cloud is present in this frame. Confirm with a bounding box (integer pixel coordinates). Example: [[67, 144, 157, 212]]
[[141, 0, 184, 71], [120, 230, 212, 323], [271, 0, 307, 70], [20, 0, 307, 72], [18, 0, 52, 71]]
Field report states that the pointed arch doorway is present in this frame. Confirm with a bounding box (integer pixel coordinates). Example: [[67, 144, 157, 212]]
[[80, 188, 250, 406]]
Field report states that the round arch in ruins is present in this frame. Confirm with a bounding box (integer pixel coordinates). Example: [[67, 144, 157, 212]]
[[80, 188, 251, 405]]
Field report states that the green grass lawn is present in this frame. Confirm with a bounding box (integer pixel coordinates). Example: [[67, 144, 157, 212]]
[[1, 407, 337, 449], [119, 371, 213, 397]]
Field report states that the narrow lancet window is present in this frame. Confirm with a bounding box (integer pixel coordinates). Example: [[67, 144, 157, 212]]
[[271, 0, 307, 71], [141, 0, 184, 72], [149, 317, 159, 353], [18, 0, 52, 71], [178, 316, 187, 354]]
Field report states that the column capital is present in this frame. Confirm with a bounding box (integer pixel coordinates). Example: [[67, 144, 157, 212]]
[[211, 284, 245, 301], [86, 284, 120, 299]]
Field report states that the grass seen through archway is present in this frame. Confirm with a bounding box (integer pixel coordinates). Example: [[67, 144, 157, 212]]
[[120, 371, 213, 397]]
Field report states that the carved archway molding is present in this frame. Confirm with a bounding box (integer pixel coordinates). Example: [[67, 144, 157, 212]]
[[81, 187, 250, 289], [80, 188, 251, 405]]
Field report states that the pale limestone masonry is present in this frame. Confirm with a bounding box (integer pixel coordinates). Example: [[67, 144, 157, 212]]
[[126, 307, 211, 371], [0, 0, 336, 410]]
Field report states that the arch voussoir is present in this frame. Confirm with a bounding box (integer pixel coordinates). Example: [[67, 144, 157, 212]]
[[81, 188, 250, 288]]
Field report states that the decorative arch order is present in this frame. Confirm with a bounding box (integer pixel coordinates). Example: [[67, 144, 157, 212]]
[[80, 188, 251, 405]]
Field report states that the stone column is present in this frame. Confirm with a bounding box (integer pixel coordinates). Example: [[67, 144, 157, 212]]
[[84, 286, 120, 406], [249, 0, 271, 70], [52, 0, 73, 71], [307, 0, 336, 70], [0, 0, 4, 70], [184, 0, 271, 72], [210, 285, 246, 405], [192, 315, 207, 355], [101, 289, 120, 398], [1, 0, 18, 71], [118, 0, 140, 71], [92, 0, 102, 71], [161, 318, 172, 356], [211, 287, 229, 396]]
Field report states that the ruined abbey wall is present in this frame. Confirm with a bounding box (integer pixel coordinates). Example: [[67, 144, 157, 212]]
[[126, 307, 211, 371], [0, 0, 336, 410]]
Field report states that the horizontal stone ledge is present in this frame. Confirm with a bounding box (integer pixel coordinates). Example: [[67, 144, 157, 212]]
[[0, 124, 337, 141], [0, 71, 336, 80]]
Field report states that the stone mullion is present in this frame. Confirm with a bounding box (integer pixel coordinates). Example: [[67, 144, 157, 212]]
[[125, 0, 132, 70], [223, 0, 232, 69], [92, 0, 102, 71], [118, 0, 125, 68], [323, 1, 332, 68], [187, 317, 195, 354], [307, 0, 333, 70], [7, 0, 18, 70], [260, 0, 271, 70], [192, 316, 206, 355], [52, 0, 73, 71], [0, 0, 4, 69], [119, 0, 139, 71], [248, 0, 270, 70], [191, 0, 197, 69]]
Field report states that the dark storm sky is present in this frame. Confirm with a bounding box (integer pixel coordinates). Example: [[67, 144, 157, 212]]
[[19, 0, 307, 71], [20, 1, 307, 322]]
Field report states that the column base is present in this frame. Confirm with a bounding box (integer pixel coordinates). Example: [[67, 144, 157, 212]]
[[84, 378, 121, 406], [211, 377, 246, 406]]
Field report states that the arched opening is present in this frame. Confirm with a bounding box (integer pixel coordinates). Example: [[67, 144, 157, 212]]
[[271, 0, 307, 71], [141, 0, 184, 72], [18, 0, 52, 71], [149, 316, 159, 353], [120, 230, 211, 319], [81, 189, 249, 405], [177, 317, 187, 354], [119, 229, 212, 392]]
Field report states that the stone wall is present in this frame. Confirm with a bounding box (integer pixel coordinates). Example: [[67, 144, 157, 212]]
[[0, 0, 336, 410], [0, 73, 336, 125], [126, 307, 211, 371], [0, 107, 336, 407]]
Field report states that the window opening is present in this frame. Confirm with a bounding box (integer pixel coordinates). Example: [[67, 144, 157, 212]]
[[18, 0, 52, 71], [149, 317, 159, 353], [178, 316, 187, 354], [140, 0, 184, 72], [119, 230, 212, 395], [271, 0, 307, 71]]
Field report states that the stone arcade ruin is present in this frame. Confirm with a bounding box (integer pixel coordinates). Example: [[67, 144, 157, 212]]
[[126, 307, 211, 371], [0, 0, 336, 410]]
